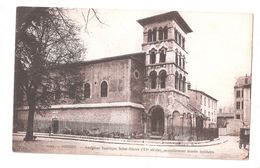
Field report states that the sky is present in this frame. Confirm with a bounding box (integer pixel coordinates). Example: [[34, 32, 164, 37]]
[[68, 9, 253, 108], [0, 1, 260, 168]]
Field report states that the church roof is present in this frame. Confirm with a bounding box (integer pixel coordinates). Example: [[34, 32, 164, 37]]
[[137, 11, 193, 34], [51, 52, 145, 70], [174, 99, 208, 119], [79, 52, 145, 65]]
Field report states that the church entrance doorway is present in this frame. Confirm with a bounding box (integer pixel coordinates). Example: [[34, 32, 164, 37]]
[[150, 106, 164, 136]]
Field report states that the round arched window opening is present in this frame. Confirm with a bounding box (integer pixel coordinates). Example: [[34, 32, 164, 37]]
[[134, 70, 140, 79]]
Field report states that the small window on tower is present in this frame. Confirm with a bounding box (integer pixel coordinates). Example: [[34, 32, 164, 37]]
[[175, 71, 179, 90], [179, 74, 182, 91], [152, 27, 157, 41], [163, 26, 168, 40], [159, 70, 167, 89], [174, 28, 178, 41], [182, 37, 185, 49], [183, 56, 185, 69], [148, 29, 152, 42], [175, 52, 179, 65], [158, 27, 163, 41], [150, 50, 156, 64], [182, 77, 186, 92], [178, 34, 182, 45], [159, 48, 166, 63], [179, 53, 182, 67]]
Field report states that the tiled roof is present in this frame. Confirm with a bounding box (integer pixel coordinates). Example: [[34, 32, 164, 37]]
[[137, 11, 192, 34], [188, 89, 218, 101]]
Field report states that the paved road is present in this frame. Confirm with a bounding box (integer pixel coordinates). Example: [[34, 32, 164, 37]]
[[13, 135, 248, 160]]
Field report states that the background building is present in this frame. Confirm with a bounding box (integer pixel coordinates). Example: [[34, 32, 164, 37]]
[[234, 74, 251, 128], [216, 74, 252, 136], [188, 87, 217, 128]]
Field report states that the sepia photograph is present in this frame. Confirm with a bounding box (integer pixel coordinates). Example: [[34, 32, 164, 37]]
[[12, 7, 253, 160]]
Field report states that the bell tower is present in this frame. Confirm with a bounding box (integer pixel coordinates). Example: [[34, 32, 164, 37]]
[[137, 11, 193, 138], [137, 11, 192, 93]]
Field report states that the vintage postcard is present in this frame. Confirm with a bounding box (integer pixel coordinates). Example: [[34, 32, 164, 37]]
[[12, 7, 252, 160]]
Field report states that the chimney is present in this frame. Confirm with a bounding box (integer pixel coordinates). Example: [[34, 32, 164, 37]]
[[245, 74, 248, 84]]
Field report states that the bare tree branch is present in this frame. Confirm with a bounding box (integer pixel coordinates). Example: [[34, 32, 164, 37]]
[[91, 8, 105, 25]]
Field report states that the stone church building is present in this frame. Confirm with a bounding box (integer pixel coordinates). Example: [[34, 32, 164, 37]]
[[16, 11, 213, 140]]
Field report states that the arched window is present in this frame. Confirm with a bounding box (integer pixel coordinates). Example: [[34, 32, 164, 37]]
[[182, 37, 185, 49], [84, 83, 91, 98], [163, 26, 168, 40], [179, 53, 182, 67], [148, 29, 152, 42], [179, 74, 182, 91], [152, 27, 157, 41], [159, 70, 167, 89], [183, 56, 185, 69], [150, 49, 156, 64], [175, 52, 179, 65], [183, 77, 186, 92], [150, 71, 157, 89], [101, 81, 108, 97], [174, 28, 178, 41], [175, 71, 179, 90], [158, 27, 163, 41], [178, 34, 182, 45], [159, 48, 166, 63]]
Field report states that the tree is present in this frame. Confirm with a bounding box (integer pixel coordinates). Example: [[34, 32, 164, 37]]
[[14, 7, 86, 141]]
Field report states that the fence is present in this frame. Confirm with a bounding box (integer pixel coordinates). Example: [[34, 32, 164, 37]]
[[195, 128, 219, 141]]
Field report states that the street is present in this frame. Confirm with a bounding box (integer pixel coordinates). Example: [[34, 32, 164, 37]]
[[13, 135, 248, 160]]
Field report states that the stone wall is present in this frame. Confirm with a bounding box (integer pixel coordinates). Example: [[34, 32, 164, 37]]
[[142, 90, 190, 115], [17, 106, 143, 136], [79, 58, 131, 103], [218, 119, 242, 136], [130, 57, 145, 104]]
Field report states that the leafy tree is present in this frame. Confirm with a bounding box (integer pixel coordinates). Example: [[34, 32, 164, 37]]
[[14, 7, 86, 141]]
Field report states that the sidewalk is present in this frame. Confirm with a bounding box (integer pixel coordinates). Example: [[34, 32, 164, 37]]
[[13, 132, 228, 147]]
